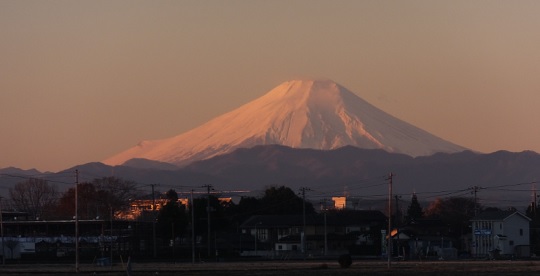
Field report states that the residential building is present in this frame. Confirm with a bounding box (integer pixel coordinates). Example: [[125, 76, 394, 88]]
[[392, 219, 456, 260], [471, 210, 531, 258], [240, 210, 387, 258]]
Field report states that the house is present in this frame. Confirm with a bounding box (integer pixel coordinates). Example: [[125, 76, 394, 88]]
[[471, 210, 531, 258], [391, 219, 456, 260], [0, 217, 152, 260], [240, 210, 386, 258]]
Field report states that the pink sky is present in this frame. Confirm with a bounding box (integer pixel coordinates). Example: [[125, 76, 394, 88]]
[[2, 1, 540, 172]]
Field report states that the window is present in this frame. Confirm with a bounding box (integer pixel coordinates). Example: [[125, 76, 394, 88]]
[[509, 240, 514, 246], [520, 229, 523, 236], [263, 229, 268, 240]]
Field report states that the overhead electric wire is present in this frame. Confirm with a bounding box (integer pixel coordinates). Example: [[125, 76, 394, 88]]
[[0, 173, 73, 186], [4, 170, 540, 210]]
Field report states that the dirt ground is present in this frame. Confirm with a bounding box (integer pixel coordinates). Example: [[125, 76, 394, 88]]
[[1, 260, 540, 275]]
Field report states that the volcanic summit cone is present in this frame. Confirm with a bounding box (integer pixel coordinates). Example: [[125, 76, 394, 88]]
[[104, 79, 466, 166]]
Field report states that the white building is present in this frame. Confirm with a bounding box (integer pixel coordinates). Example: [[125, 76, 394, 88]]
[[471, 211, 530, 258]]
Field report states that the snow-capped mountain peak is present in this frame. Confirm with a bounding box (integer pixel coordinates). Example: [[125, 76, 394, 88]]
[[103, 79, 467, 166]]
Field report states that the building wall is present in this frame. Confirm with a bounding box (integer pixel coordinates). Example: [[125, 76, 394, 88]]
[[472, 214, 530, 257], [472, 220, 493, 256], [502, 215, 529, 255]]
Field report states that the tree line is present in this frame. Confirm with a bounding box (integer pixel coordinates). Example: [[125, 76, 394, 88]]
[[5, 177, 508, 244], [7, 177, 137, 221]]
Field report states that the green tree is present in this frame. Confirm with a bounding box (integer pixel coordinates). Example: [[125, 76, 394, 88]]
[[259, 186, 315, 215], [55, 182, 100, 220], [156, 189, 188, 241], [192, 195, 230, 234], [405, 193, 424, 222], [425, 197, 477, 237], [228, 196, 260, 225], [54, 177, 139, 220]]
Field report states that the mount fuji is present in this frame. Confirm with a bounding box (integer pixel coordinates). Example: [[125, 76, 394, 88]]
[[104, 79, 467, 167]]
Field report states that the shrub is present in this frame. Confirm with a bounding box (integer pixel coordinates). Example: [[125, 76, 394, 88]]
[[338, 254, 352, 268]]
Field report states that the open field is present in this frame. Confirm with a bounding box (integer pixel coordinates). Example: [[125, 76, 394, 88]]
[[2, 260, 540, 275]]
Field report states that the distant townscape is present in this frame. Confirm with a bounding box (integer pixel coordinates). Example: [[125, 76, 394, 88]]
[[1, 79, 539, 263], [0, 176, 538, 263]]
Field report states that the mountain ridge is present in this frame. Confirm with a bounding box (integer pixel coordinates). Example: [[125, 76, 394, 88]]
[[2, 146, 539, 209]]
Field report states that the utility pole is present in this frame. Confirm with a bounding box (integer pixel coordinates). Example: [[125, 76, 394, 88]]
[[321, 199, 328, 256], [394, 195, 401, 226], [471, 186, 480, 216], [300, 187, 310, 255], [533, 184, 537, 216], [202, 184, 213, 258], [151, 184, 157, 258], [110, 205, 113, 268], [394, 194, 401, 258], [191, 189, 195, 264], [0, 196, 4, 266], [75, 169, 79, 273], [387, 173, 394, 269]]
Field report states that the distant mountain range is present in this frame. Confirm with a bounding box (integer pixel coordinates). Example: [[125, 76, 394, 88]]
[[103, 79, 467, 167], [2, 146, 539, 209]]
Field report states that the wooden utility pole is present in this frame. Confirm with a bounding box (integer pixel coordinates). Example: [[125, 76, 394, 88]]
[[75, 169, 79, 273], [202, 184, 213, 258], [300, 187, 310, 255], [191, 189, 195, 264], [0, 196, 4, 266], [471, 186, 479, 216], [321, 199, 328, 256], [151, 184, 157, 258], [387, 173, 394, 269]]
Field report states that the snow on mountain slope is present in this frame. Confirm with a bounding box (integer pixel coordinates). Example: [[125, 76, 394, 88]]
[[103, 79, 467, 166]]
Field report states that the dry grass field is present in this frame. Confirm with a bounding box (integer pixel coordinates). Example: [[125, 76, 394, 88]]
[[1, 260, 540, 275]]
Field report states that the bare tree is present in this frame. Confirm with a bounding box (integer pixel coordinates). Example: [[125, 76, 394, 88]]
[[92, 177, 138, 216], [9, 178, 58, 220], [54, 177, 139, 220]]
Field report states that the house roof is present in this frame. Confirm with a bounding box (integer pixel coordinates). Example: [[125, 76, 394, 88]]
[[394, 219, 452, 239], [404, 219, 447, 228], [277, 233, 352, 243], [471, 210, 531, 222], [242, 215, 304, 228], [241, 210, 387, 228]]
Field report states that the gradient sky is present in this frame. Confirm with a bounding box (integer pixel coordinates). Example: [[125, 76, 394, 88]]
[[2, 1, 540, 172]]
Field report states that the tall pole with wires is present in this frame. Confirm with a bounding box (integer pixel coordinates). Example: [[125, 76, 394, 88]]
[[75, 169, 79, 273], [191, 189, 195, 264], [300, 187, 310, 255], [387, 173, 394, 269], [321, 198, 328, 256], [151, 184, 157, 258], [202, 184, 213, 258], [471, 186, 479, 216], [0, 196, 4, 266]]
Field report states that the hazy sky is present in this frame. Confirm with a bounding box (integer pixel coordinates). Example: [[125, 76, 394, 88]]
[[2, 1, 540, 172]]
